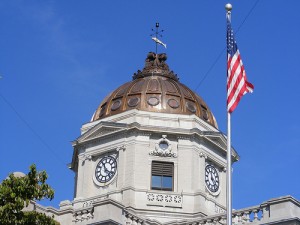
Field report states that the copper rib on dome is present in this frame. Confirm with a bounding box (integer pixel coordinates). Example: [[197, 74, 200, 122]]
[[92, 52, 218, 128]]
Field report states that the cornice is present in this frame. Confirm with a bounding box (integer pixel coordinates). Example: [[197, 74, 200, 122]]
[[72, 121, 238, 164]]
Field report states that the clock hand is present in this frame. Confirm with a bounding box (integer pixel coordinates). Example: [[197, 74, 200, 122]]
[[103, 163, 113, 176], [103, 164, 109, 174]]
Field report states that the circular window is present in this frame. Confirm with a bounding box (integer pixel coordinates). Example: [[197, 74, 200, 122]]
[[111, 100, 122, 111], [168, 99, 179, 109], [127, 97, 140, 107], [186, 102, 196, 113], [147, 97, 160, 106], [159, 141, 169, 150]]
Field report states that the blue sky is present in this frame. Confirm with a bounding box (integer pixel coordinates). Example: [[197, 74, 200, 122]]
[[0, 0, 299, 210]]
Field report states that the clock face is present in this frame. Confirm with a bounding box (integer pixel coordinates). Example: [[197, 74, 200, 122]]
[[95, 156, 117, 184], [205, 165, 220, 193]]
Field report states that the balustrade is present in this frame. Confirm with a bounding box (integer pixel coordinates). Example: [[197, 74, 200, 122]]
[[181, 205, 266, 225]]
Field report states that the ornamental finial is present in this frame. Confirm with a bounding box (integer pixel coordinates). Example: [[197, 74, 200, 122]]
[[225, 3, 232, 12]]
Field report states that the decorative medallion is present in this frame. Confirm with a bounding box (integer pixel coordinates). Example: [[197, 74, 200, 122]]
[[147, 97, 160, 106], [147, 193, 155, 201], [168, 98, 179, 109], [174, 195, 182, 203], [156, 194, 164, 202], [150, 135, 177, 157], [186, 101, 196, 113], [127, 97, 140, 107], [111, 100, 122, 111], [165, 195, 172, 202]]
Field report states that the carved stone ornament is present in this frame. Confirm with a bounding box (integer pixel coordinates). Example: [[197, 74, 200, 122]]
[[73, 207, 94, 222], [132, 52, 179, 81], [78, 153, 92, 165], [116, 145, 126, 152], [199, 152, 208, 159], [149, 135, 177, 157]]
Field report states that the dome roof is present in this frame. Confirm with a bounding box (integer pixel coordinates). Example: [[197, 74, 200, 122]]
[[92, 52, 218, 128]]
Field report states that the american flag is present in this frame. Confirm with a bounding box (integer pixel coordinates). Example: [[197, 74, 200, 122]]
[[227, 14, 254, 113]]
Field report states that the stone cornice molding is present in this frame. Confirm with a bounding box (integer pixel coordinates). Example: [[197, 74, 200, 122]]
[[199, 150, 226, 171], [74, 120, 237, 160], [261, 195, 300, 208], [86, 109, 219, 132], [29, 200, 73, 217], [88, 145, 123, 159], [73, 197, 125, 212], [73, 123, 153, 149], [125, 207, 208, 225]]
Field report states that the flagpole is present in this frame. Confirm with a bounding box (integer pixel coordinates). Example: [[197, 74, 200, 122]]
[[225, 3, 233, 225], [226, 112, 232, 225]]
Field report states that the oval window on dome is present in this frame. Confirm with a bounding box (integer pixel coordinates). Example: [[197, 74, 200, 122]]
[[111, 100, 122, 111], [186, 102, 196, 113], [147, 97, 160, 106], [127, 97, 140, 107], [168, 99, 179, 109]]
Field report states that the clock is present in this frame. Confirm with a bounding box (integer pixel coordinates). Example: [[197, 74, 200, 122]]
[[205, 165, 220, 193], [94, 155, 117, 185]]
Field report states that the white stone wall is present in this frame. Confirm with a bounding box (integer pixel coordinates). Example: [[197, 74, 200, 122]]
[[69, 110, 230, 223]]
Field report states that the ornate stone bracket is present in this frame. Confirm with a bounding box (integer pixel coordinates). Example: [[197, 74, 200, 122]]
[[124, 210, 144, 225], [73, 207, 94, 222], [199, 152, 208, 159], [78, 153, 92, 165], [116, 145, 126, 152]]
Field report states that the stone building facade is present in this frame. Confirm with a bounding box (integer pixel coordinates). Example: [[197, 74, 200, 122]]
[[31, 53, 300, 225]]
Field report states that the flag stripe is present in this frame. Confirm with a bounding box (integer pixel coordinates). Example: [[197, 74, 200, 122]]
[[227, 53, 243, 96], [227, 57, 244, 102]]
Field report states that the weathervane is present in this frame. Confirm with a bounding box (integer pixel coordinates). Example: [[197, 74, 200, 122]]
[[150, 22, 167, 54]]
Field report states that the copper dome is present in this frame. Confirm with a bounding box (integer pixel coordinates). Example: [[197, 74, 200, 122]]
[[92, 52, 218, 128]]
